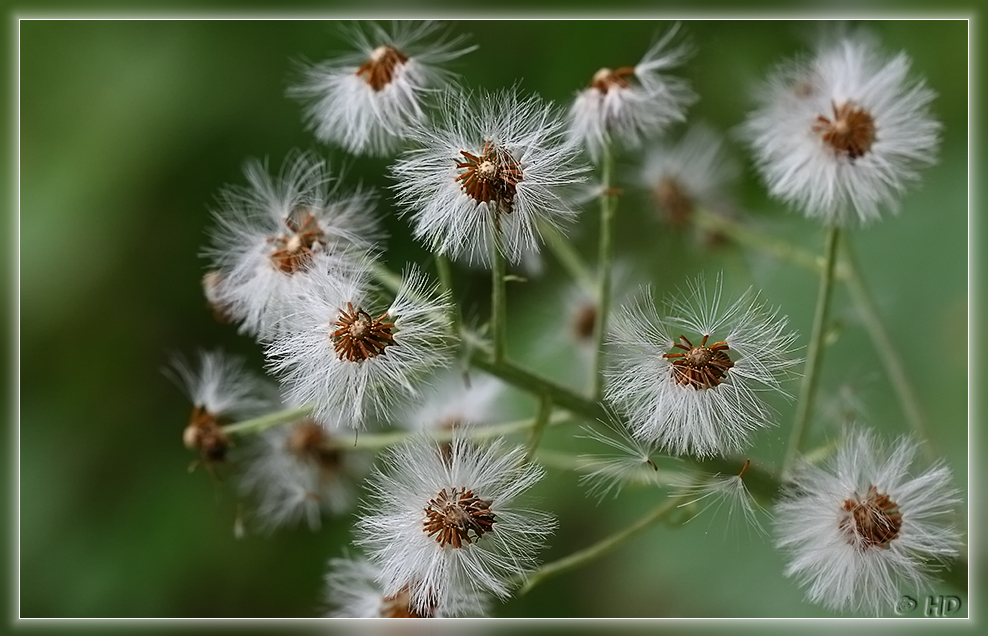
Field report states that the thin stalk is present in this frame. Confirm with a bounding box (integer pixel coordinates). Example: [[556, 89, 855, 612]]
[[434, 253, 461, 335], [225, 404, 570, 450], [524, 392, 553, 463], [222, 405, 313, 437], [468, 348, 608, 423], [691, 209, 935, 457], [538, 219, 596, 293], [841, 234, 936, 459], [590, 144, 617, 400], [370, 260, 404, 294], [692, 207, 848, 280], [517, 496, 680, 595], [491, 235, 508, 364], [783, 225, 841, 475], [327, 410, 572, 452]]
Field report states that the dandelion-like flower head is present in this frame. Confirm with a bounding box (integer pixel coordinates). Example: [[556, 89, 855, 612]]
[[605, 275, 800, 457], [640, 123, 739, 227], [742, 32, 940, 225], [774, 430, 962, 614], [265, 265, 453, 430], [204, 150, 381, 341], [238, 416, 369, 532], [567, 24, 696, 161], [291, 21, 476, 156], [355, 433, 555, 615], [165, 350, 275, 463], [391, 87, 588, 266]]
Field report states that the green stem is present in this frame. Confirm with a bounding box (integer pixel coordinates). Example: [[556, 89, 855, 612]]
[[222, 405, 313, 437], [590, 145, 617, 400], [524, 392, 553, 463], [434, 253, 461, 336], [783, 225, 841, 475], [225, 404, 571, 450], [370, 260, 404, 294], [331, 411, 572, 452], [692, 207, 847, 279], [467, 347, 607, 423], [491, 235, 508, 364], [691, 209, 937, 458], [840, 234, 936, 460], [517, 496, 680, 595], [538, 219, 596, 293]]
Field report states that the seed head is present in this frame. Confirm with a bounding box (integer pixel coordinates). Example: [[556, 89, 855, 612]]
[[455, 141, 524, 229], [291, 21, 476, 156], [813, 101, 876, 160], [331, 302, 396, 362], [354, 434, 555, 614], [267, 208, 327, 274], [741, 32, 940, 224], [605, 275, 799, 457], [423, 487, 496, 549], [390, 87, 588, 266], [840, 486, 902, 548], [663, 333, 735, 390], [774, 430, 963, 614], [356, 45, 409, 91]]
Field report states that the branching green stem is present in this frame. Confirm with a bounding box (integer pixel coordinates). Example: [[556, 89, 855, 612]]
[[590, 145, 617, 400], [467, 346, 607, 424], [332, 410, 572, 452], [434, 253, 462, 335], [524, 392, 553, 463], [492, 236, 508, 364], [538, 219, 596, 293], [222, 405, 313, 437], [783, 225, 841, 475], [517, 496, 681, 595], [225, 405, 571, 452], [840, 233, 936, 460]]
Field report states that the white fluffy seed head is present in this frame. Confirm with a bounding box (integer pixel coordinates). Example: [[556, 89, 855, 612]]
[[165, 349, 275, 420], [390, 86, 590, 267], [640, 123, 740, 226], [395, 370, 509, 434], [204, 150, 383, 341], [354, 432, 556, 615], [291, 21, 476, 157], [741, 31, 940, 225], [567, 24, 697, 161], [236, 416, 370, 533], [264, 265, 454, 430], [774, 429, 962, 615], [322, 553, 490, 617], [605, 274, 800, 457]]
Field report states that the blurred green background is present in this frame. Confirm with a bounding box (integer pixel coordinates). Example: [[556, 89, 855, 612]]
[[19, 19, 969, 620]]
